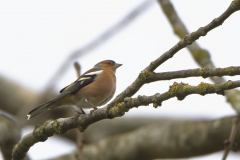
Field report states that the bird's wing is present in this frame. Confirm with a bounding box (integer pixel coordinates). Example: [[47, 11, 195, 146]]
[[59, 68, 103, 94], [40, 68, 103, 107]]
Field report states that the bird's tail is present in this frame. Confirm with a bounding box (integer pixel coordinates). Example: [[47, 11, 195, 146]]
[[27, 103, 51, 120], [27, 93, 70, 120]]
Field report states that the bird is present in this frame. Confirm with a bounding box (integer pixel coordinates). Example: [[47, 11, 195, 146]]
[[27, 60, 122, 120]]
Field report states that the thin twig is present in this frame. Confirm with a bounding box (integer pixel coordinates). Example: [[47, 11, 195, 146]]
[[148, 66, 240, 83], [74, 62, 81, 78], [73, 62, 84, 160], [222, 116, 239, 160], [76, 132, 84, 160]]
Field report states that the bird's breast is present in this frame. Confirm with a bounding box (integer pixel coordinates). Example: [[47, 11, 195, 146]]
[[75, 71, 116, 108]]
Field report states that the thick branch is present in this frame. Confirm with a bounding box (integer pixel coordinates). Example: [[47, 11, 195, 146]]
[[50, 116, 240, 160], [81, 118, 161, 143], [12, 109, 108, 160], [0, 76, 37, 116], [82, 116, 240, 160], [0, 112, 29, 160], [12, 79, 240, 160], [109, 80, 240, 116]]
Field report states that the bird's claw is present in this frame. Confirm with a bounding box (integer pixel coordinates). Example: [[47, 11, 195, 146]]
[[90, 107, 98, 114], [74, 108, 85, 114]]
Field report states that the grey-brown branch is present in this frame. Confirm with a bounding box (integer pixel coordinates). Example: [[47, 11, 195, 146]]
[[106, 0, 240, 110], [12, 79, 240, 160], [157, 0, 240, 114]]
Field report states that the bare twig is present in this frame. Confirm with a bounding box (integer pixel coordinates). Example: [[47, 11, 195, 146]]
[[222, 117, 239, 160], [76, 132, 84, 160], [74, 62, 81, 78], [73, 62, 84, 160], [148, 66, 240, 83]]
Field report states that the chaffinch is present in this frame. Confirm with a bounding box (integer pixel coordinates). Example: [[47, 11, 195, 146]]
[[27, 60, 122, 120]]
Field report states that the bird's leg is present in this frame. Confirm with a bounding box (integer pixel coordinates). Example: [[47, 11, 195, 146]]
[[74, 108, 85, 114], [80, 108, 86, 114], [84, 99, 98, 114], [90, 107, 98, 114]]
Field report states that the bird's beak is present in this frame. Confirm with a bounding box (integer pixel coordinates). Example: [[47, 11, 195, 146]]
[[114, 63, 122, 68]]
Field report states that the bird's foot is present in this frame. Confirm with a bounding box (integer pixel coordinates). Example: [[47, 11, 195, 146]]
[[74, 108, 86, 114], [84, 99, 98, 114], [90, 107, 98, 114]]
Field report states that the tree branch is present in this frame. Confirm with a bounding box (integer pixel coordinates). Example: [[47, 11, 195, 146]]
[[157, 0, 226, 82], [12, 79, 240, 160], [0, 112, 29, 160], [109, 80, 240, 116], [157, 0, 240, 113], [48, 116, 240, 160], [222, 116, 239, 160], [73, 62, 84, 160], [148, 66, 240, 82], [81, 116, 240, 160], [147, 0, 240, 72], [106, 0, 240, 109]]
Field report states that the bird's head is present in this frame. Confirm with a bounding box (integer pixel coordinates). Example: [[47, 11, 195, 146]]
[[94, 60, 122, 72]]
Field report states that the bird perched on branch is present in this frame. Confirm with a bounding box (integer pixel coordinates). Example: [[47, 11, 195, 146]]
[[27, 60, 122, 120]]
